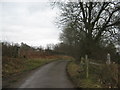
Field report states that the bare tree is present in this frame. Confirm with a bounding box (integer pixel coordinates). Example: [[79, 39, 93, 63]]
[[55, 1, 120, 59]]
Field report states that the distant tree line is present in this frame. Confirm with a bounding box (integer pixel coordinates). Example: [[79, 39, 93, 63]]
[[54, 42, 120, 63], [2, 42, 63, 59]]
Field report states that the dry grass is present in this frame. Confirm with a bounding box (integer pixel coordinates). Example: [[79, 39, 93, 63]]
[[99, 64, 119, 88], [67, 61, 119, 88], [3, 55, 73, 78]]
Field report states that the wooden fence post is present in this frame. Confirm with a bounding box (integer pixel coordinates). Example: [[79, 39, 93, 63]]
[[85, 55, 89, 78]]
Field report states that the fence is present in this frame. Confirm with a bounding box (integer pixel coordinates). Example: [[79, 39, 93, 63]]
[[80, 54, 119, 88]]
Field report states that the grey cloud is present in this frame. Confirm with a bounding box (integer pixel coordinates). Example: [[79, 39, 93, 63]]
[[1, 2, 60, 47]]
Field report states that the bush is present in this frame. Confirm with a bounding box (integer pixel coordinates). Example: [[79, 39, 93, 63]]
[[100, 64, 118, 88], [67, 60, 119, 88]]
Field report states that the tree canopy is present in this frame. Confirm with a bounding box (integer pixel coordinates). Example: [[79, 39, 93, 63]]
[[54, 1, 120, 61]]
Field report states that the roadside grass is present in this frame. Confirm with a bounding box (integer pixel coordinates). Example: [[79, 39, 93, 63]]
[[2, 58, 55, 87], [3, 58, 55, 78], [3, 55, 74, 78], [23, 58, 56, 72], [3, 55, 74, 88], [99, 64, 119, 88], [67, 61, 102, 88], [67, 61, 119, 88], [3, 57, 25, 78]]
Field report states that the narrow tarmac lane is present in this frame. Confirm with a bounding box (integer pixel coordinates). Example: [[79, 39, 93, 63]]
[[19, 60, 74, 88]]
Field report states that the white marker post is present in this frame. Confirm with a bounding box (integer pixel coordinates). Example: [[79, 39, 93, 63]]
[[85, 55, 89, 78], [80, 57, 84, 64], [106, 53, 111, 64]]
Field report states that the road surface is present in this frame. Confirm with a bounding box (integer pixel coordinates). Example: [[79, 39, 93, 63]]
[[19, 60, 74, 88]]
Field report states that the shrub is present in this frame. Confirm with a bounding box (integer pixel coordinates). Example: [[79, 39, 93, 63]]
[[100, 64, 118, 88]]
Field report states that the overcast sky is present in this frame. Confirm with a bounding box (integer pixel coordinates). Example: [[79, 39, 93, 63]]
[[0, 0, 61, 47]]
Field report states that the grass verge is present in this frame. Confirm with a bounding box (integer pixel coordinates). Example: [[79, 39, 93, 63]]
[[67, 61, 102, 88], [2, 58, 58, 88], [67, 61, 119, 88], [3, 55, 74, 78], [3, 58, 57, 78], [2, 55, 74, 88]]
